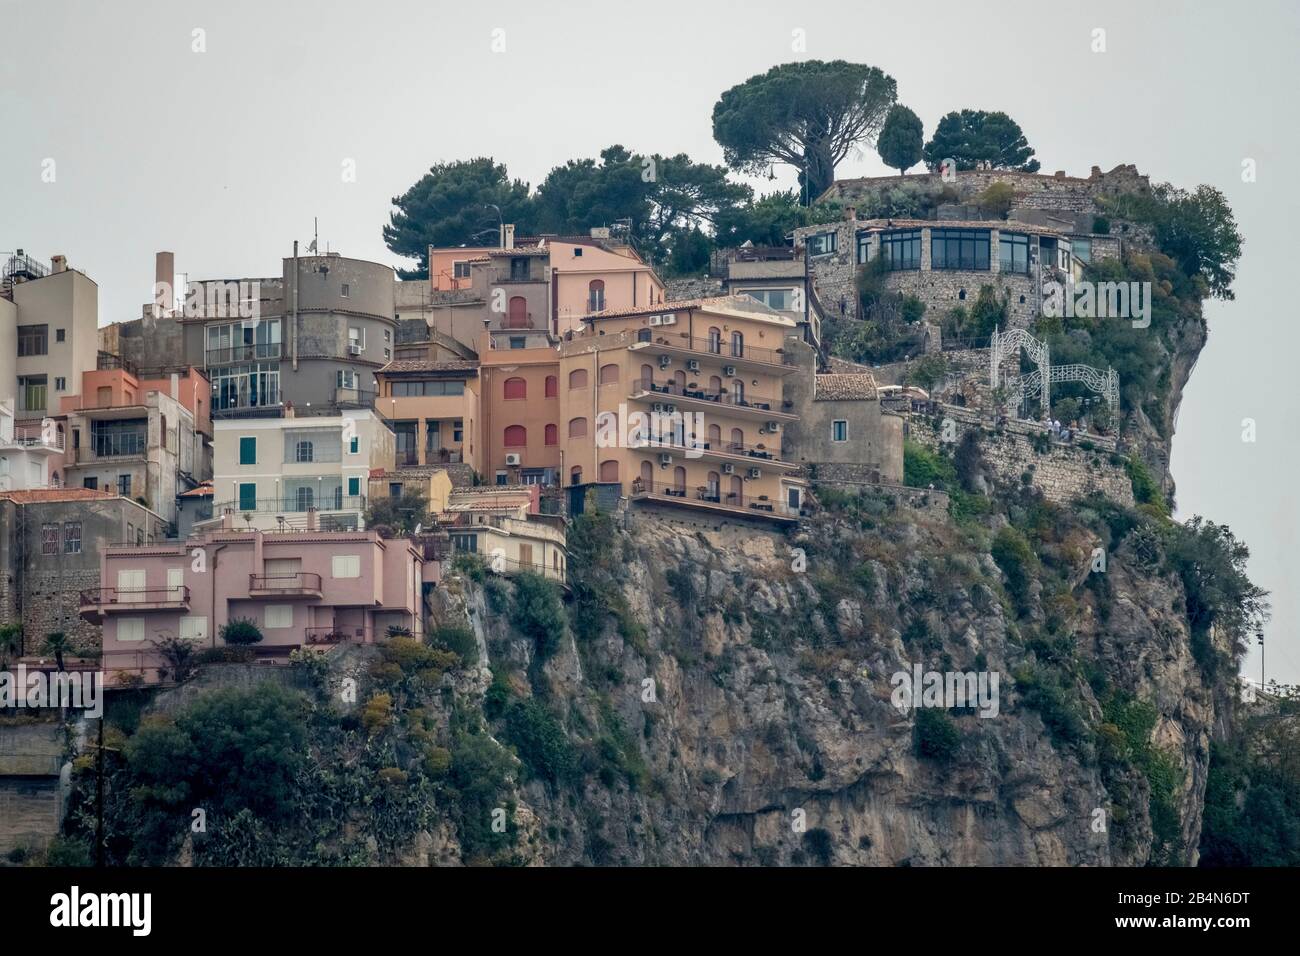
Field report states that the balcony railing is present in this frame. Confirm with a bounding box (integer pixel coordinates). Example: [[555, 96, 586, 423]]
[[205, 343, 284, 365], [249, 572, 323, 594], [635, 334, 787, 366], [79, 585, 190, 608], [629, 436, 789, 463], [304, 625, 372, 645], [90, 433, 147, 457], [630, 479, 793, 516], [214, 494, 367, 516], [633, 378, 784, 414], [4, 426, 63, 451], [212, 403, 285, 419]]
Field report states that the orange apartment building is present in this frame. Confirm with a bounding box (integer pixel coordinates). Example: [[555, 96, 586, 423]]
[[476, 296, 806, 521]]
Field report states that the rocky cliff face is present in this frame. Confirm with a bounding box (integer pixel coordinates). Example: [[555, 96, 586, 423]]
[[425, 492, 1233, 867]]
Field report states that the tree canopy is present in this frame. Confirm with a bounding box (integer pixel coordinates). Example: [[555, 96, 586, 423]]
[[922, 110, 1040, 172], [382, 158, 534, 277], [877, 105, 924, 174], [712, 60, 897, 203]]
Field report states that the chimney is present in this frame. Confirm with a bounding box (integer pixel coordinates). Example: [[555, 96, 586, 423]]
[[170, 372, 179, 398], [844, 206, 857, 222], [306, 507, 319, 532], [1090, 165, 1102, 179], [50, 255, 67, 273], [1054, 170, 1066, 179], [502, 224, 515, 249], [155, 251, 175, 317]]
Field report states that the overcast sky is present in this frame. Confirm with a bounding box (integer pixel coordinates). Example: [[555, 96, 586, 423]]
[[2, 0, 1296, 683]]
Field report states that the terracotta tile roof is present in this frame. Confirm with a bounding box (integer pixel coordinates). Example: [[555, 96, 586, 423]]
[[378, 359, 478, 375], [814, 372, 878, 402], [178, 482, 213, 498], [485, 246, 549, 257], [0, 488, 120, 504]]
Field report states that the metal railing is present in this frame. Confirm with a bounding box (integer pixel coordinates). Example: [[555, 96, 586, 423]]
[[205, 343, 284, 365], [628, 436, 788, 462], [213, 495, 367, 515], [80, 585, 190, 607], [630, 479, 791, 515], [304, 625, 372, 645], [212, 403, 285, 419], [249, 572, 323, 592], [633, 378, 784, 413]]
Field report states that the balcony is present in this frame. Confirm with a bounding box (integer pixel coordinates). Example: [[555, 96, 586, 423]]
[[335, 386, 377, 408], [249, 572, 323, 599], [629, 479, 797, 524], [629, 334, 794, 374], [79, 585, 190, 623], [304, 625, 373, 645], [1, 426, 64, 453], [628, 436, 798, 471], [205, 343, 284, 366], [213, 494, 367, 516], [630, 379, 798, 422], [212, 402, 284, 420], [70, 431, 147, 463]]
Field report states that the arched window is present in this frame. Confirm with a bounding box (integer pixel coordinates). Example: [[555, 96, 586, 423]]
[[504, 425, 526, 447], [707, 423, 721, 448], [507, 296, 529, 328], [568, 368, 588, 389], [599, 459, 619, 482], [568, 417, 588, 438], [504, 377, 526, 400], [709, 375, 722, 396], [544, 424, 558, 446], [673, 465, 687, 493], [673, 370, 686, 391], [708, 327, 722, 354], [640, 364, 654, 391], [730, 428, 744, 452], [598, 363, 620, 385], [706, 471, 720, 500], [588, 279, 606, 312], [544, 375, 558, 398], [570, 466, 583, 485], [730, 331, 744, 357], [729, 475, 743, 502], [732, 381, 745, 405], [640, 460, 654, 484], [296, 440, 314, 463]]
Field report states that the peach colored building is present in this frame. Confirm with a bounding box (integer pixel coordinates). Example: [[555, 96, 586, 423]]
[[85, 525, 428, 684], [374, 358, 479, 470], [476, 296, 807, 521]]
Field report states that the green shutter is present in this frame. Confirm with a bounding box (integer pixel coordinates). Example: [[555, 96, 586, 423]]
[[239, 436, 256, 465], [238, 482, 257, 511], [348, 477, 360, 496]]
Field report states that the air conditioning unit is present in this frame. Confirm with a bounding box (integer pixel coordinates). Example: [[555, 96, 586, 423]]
[[661, 313, 676, 326], [721, 463, 735, 475], [686, 359, 700, 372], [659, 453, 673, 465], [347, 344, 362, 355], [658, 355, 671, 369], [505, 453, 522, 466], [652, 403, 665, 413], [664, 404, 676, 414], [648, 314, 663, 326], [723, 365, 736, 377], [747, 467, 761, 479], [765, 421, 780, 432]]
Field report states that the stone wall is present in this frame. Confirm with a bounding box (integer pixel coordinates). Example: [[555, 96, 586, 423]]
[[908, 407, 1133, 507], [664, 277, 724, 302]]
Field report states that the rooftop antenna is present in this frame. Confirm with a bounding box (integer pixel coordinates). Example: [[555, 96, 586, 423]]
[[307, 218, 319, 254]]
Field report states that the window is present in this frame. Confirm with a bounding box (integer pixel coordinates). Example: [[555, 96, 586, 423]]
[[391, 380, 465, 397], [707, 328, 721, 353], [739, 289, 791, 310], [832, 420, 848, 443], [730, 332, 744, 358], [544, 375, 558, 398], [348, 327, 364, 352], [265, 605, 293, 629], [545, 424, 558, 445], [509, 337, 526, 350], [599, 460, 619, 482], [238, 482, 257, 511], [41, 523, 58, 554], [17, 324, 48, 356], [349, 436, 359, 454], [568, 369, 588, 389], [117, 618, 145, 643], [519, 543, 534, 567], [510, 257, 530, 281], [239, 436, 256, 465], [807, 232, 837, 257], [18, 376, 46, 413], [389, 482, 403, 498], [179, 616, 208, 641], [856, 232, 873, 264], [998, 232, 1030, 274], [56, 328, 66, 343], [568, 417, 588, 438], [504, 425, 526, 447], [63, 522, 81, 554], [495, 472, 507, 486], [167, 568, 183, 599], [348, 476, 361, 496], [337, 369, 357, 390], [453, 420, 463, 442], [118, 474, 132, 496], [295, 440, 314, 463], [504, 377, 527, 400], [788, 487, 802, 510], [331, 555, 361, 578], [55, 377, 66, 391], [453, 260, 471, 279], [83, 477, 98, 490], [1072, 237, 1091, 264], [341, 283, 350, 298], [879, 230, 922, 270], [598, 364, 619, 385], [932, 229, 991, 271], [588, 279, 606, 312]]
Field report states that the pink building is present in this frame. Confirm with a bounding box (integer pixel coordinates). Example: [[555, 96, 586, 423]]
[[83, 524, 431, 683]]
